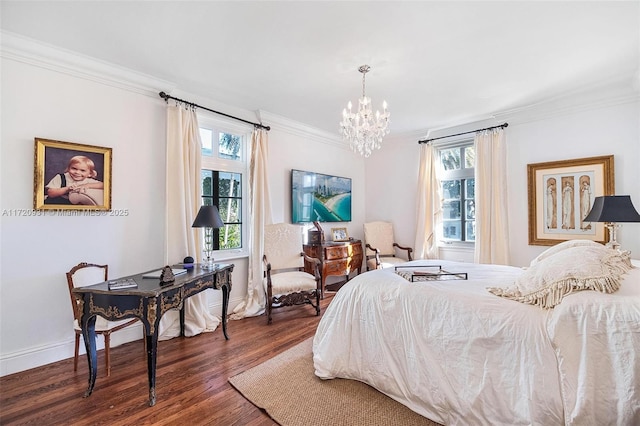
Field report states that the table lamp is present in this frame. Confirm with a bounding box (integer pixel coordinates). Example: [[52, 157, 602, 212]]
[[192, 205, 224, 269], [583, 195, 640, 250]]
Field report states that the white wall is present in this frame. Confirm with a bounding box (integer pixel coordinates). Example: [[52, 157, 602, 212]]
[[0, 36, 362, 376], [363, 134, 419, 251], [365, 83, 640, 267]]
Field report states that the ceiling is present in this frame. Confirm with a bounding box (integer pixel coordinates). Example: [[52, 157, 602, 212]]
[[2, 1, 638, 136]]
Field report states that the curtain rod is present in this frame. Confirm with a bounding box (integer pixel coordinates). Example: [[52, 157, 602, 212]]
[[159, 92, 271, 131], [418, 123, 508, 144]]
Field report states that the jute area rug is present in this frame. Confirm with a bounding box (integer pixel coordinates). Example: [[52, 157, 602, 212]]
[[229, 338, 442, 426]]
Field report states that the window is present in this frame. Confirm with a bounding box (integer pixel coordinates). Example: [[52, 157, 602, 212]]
[[439, 142, 475, 242], [199, 122, 248, 251]]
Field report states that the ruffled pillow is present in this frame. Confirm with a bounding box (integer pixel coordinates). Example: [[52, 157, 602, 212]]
[[488, 245, 633, 309], [529, 239, 602, 267]]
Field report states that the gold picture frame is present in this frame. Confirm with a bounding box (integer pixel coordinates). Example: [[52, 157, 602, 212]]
[[527, 155, 614, 246], [34, 138, 112, 210], [331, 227, 349, 242]]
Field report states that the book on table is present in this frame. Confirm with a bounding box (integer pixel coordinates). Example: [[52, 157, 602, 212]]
[[142, 268, 188, 279], [108, 278, 138, 290]]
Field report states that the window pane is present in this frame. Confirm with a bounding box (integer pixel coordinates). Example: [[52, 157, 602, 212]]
[[464, 146, 475, 169], [219, 199, 240, 222], [219, 172, 242, 197], [442, 221, 461, 240], [200, 128, 213, 156], [440, 148, 461, 171], [465, 200, 475, 220], [442, 200, 461, 219], [201, 170, 213, 196], [219, 133, 242, 161], [465, 178, 475, 199], [219, 224, 241, 250], [466, 221, 476, 241], [442, 180, 461, 199]]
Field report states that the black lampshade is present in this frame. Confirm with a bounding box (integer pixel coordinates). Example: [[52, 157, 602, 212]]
[[583, 195, 640, 223], [192, 205, 224, 228]]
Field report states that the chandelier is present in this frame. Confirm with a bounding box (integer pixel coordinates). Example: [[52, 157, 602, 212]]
[[339, 65, 390, 157]]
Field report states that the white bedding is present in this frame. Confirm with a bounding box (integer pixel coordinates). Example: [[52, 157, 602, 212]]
[[313, 259, 640, 425]]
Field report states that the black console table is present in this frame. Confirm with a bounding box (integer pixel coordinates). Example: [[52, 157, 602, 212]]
[[72, 263, 234, 406]]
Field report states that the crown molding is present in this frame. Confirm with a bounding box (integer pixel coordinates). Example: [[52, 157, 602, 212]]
[[0, 30, 175, 98], [492, 77, 639, 125], [257, 110, 347, 149], [416, 77, 638, 138], [493, 92, 638, 125]]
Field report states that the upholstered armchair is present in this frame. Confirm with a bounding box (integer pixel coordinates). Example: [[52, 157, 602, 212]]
[[263, 223, 322, 324], [363, 221, 413, 270]]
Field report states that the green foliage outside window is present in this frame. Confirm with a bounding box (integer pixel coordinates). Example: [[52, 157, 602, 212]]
[[201, 170, 242, 250]]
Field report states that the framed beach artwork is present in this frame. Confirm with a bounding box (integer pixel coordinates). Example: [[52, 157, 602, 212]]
[[527, 155, 614, 246], [34, 138, 112, 210]]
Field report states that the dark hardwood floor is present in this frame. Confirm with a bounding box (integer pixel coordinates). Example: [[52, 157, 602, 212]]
[[0, 293, 337, 426]]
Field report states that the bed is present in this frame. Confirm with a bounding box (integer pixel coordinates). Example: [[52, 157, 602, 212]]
[[313, 242, 640, 425]]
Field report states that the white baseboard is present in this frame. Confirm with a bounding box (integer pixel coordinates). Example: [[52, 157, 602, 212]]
[[0, 296, 245, 377]]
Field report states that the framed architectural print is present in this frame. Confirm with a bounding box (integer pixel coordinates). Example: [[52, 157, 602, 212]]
[[34, 138, 112, 210], [527, 155, 614, 246]]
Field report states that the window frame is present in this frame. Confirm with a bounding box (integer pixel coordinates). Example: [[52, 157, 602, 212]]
[[198, 114, 251, 259], [435, 138, 476, 247]]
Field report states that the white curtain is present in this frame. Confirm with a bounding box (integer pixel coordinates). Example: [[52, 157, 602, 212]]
[[474, 128, 510, 265], [159, 104, 220, 339], [230, 129, 272, 320], [414, 143, 441, 259]]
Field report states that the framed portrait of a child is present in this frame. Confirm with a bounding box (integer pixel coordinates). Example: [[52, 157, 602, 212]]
[[33, 138, 112, 210]]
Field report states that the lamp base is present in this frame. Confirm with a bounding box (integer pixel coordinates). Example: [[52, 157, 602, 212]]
[[202, 257, 216, 270], [605, 222, 621, 250]]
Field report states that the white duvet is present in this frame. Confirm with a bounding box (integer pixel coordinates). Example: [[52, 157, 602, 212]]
[[313, 259, 640, 425]]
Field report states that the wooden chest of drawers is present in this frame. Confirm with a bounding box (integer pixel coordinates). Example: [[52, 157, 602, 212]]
[[303, 239, 363, 298]]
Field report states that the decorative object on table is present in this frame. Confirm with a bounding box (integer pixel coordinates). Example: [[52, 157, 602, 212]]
[[159, 266, 176, 285], [192, 205, 224, 269], [583, 195, 640, 250], [339, 64, 390, 157], [312, 221, 325, 243], [331, 227, 349, 242], [183, 256, 194, 269], [308, 228, 323, 245], [527, 155, 614, 246], [33, 138, 112, 211]]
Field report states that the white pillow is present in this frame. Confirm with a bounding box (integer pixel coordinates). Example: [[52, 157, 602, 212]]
[[488, 245, 633, 309], [529, 239, 602, 267]]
